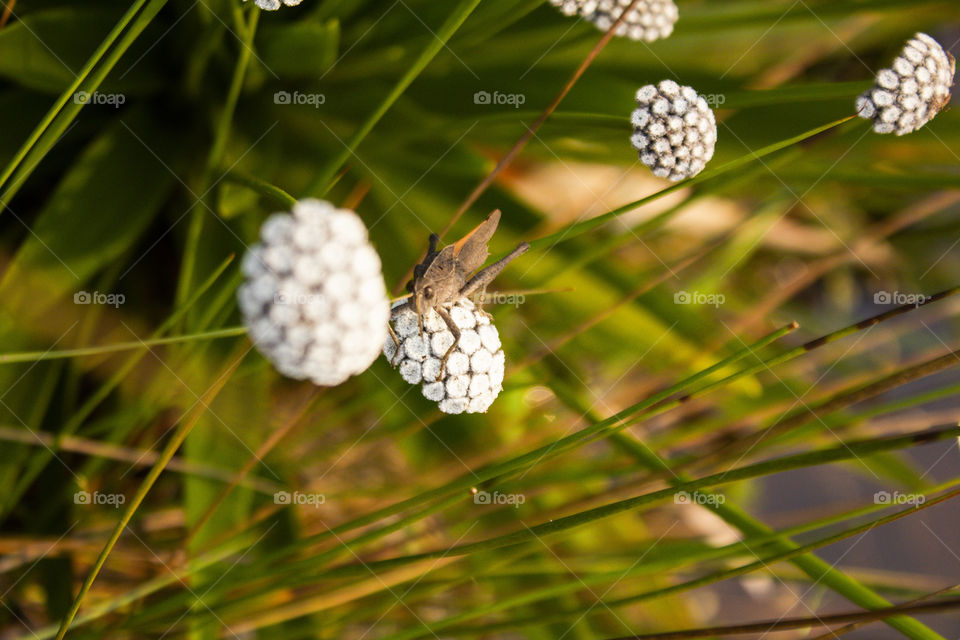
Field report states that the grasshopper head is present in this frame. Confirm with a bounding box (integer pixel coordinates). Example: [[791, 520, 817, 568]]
[[413, 284, 437, 337]]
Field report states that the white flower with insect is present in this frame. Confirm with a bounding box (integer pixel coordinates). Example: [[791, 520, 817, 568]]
[[384, 299, 505, 415]]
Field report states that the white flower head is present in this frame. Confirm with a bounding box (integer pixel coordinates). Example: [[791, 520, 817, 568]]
[[631, 81, 717, 181], [238, 199, 389, 386], [856, 33, 955, 135], [384, 299, 505, 414], [247, 0, 303, 10], [549, 0, 678, 42]]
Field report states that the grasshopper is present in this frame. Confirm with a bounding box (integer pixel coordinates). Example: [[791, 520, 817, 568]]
[[390, 210, 529, 378]]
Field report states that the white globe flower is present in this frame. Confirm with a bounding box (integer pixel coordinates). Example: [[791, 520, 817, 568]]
[[246, 0, 303, 10], [856, 33, 955, 135], [631, 80, 718, 181], [549, 0, 679, 42], [238, 199, 389, 386]]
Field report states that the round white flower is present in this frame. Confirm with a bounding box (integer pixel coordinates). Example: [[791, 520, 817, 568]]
[[238, 199, 389, 386], [384, 299, 506, 414], [247, 0, 302, 10], [549, 0, 678, 42], [856, 33, 955, 135], [631, 80, 717, 181]]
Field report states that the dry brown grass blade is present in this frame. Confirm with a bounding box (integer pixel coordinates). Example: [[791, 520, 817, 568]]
[[0, 425, 280, 494], [604, 596, 960, 640], [692, 345, 960, 472], [807, 583, 960, 640], [0, 0, 15, 28]]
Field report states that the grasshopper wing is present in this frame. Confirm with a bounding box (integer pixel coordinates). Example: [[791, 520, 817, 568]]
[[452, 210, 501, 274], [419, 245, 462, 300]]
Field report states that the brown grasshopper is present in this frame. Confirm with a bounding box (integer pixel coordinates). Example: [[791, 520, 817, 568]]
[[390, 210, 529, 378]]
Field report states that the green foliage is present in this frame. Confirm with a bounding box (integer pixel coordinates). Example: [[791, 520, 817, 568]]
[[1, 1, 960, 639]]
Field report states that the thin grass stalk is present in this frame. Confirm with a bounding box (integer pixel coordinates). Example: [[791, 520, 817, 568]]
[[0, 0, 155, 199], [0, 0, 169, 209], [1, 256, 235, 519], [306, 0, 483, 196], [53, 349, 248, 640]]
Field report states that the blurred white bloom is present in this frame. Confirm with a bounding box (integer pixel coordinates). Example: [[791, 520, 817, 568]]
[[247, 0, 303, 10], [856, 32, 955, 135], [549, 0, 678, 42], [631, 80, 717, 181], [384, 299, 505, 414], [238, 199, 389, 386]]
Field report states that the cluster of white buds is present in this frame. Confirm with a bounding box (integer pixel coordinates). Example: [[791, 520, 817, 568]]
[[248, 0, 302, 10], [631, 80, 718, 181], [550, 0, 679, 42], [856, 33, 955, 136], [384, 299, 505, 415], [238, 199, 389, 386]]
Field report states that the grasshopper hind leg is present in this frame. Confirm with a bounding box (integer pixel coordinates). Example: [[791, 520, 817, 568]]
[[435, 306, 461, 381]]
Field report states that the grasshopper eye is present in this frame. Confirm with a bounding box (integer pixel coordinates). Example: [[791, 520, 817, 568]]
[[423, 286, 434, 299]]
